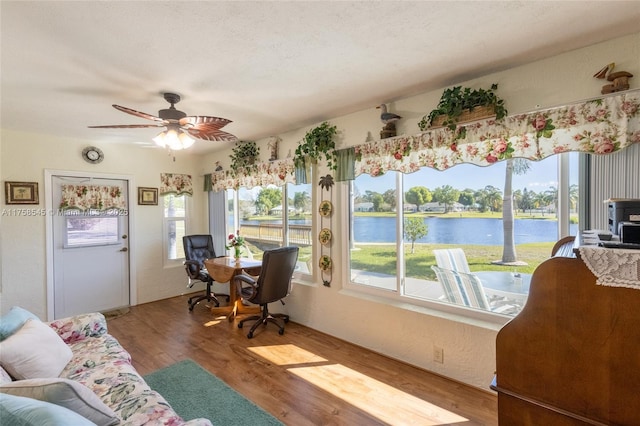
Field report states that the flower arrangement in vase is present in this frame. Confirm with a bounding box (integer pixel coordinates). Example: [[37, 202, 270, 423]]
[[225, 230, 246, 260]]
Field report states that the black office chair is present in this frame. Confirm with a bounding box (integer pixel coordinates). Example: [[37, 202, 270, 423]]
[[183, 235, 230, 311], [233, 246, 299, 338]]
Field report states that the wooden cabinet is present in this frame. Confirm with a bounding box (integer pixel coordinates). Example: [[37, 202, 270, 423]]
[[493, 256, 640, 425]]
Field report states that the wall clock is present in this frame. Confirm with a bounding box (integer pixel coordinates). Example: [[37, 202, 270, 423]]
[[82, 146, 104, 164]]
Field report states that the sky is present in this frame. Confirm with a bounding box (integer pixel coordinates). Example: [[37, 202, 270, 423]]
[[235, 153, 580, 200], [354, 153, 580, 196]]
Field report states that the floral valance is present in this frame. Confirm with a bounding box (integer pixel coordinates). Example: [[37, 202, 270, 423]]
[[160, 173, 193, 196], [59, 184, 126, 211], [354, 89, 640, 177], [207, 158, 296, 191]]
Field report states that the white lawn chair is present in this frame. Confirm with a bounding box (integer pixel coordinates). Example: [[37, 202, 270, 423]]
[[431, 266, 468, 305], [431, 266, 518, 315], [433, 248, 471, 273]]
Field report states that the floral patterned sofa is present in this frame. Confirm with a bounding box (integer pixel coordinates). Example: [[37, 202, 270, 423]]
[[2, 311, 211, 426]]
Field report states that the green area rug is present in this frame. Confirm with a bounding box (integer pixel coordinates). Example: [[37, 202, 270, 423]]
[[144, 359, 283, 426]]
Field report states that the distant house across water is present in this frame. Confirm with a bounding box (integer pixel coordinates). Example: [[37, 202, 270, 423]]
[[354, 202, 374, 212]]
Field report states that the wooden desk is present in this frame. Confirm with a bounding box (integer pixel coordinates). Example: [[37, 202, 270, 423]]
[[204, 257, 262, 321], [494, 255, 640, 424]]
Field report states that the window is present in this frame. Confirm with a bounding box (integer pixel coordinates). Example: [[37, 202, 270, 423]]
[[226, 180, 313, 277], [65, 212, 119, 247], [347, 155, 578, 318], [164, 194, 187, 263]]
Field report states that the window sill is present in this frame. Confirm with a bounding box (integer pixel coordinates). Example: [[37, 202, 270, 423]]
[[292, 275, 318, 287], [338, 287, 509, 330]]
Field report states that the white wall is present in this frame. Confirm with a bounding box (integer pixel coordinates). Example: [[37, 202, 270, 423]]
[[0, 132, 208, 319], [1, 33, 638, 391], [197, 33, 640, 390]]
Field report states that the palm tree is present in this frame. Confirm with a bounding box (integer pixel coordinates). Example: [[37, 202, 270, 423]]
[[495, 159, 529, 265], [545, 186, 559, 217], [484, 185, 503, 212], [569, 184, 579, 212]]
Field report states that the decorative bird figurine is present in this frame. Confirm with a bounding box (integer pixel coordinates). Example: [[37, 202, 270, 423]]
[[377, 104, 402, 125], [594, 62, 615, 79], [593, 62, 633, 94]]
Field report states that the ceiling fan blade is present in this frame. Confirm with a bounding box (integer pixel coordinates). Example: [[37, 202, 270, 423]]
[[113, 104, 166, 123], [88, 124, 164, 129], [187, 128, 238, 142], [180, 115, 232, 130]]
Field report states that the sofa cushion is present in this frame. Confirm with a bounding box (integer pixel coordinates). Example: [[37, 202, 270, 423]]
[[47, 312, 109, 345], [0, 366, 12, 384], [0, 307, 39, 341], [0, 319, 73, 379], [0, 393, 95, 426], [0, 378, 119, 425]]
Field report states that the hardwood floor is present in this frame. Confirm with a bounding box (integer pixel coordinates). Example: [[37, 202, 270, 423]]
[[107, 295, 498, 425]]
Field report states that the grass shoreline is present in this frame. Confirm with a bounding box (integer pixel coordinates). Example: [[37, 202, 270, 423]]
[[350, 242, 552, 279]]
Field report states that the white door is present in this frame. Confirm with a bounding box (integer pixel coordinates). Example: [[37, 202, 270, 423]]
[[52, 176, 130, 318]]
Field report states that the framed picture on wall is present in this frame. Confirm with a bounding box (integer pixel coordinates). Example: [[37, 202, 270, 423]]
[[138, 187, 158, 205], [5, 181, 39, 204]]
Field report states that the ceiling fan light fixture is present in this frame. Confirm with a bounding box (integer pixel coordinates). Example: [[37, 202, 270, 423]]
[[152, 131, 168, 147], [176, 130, 195, 150], [153, 129, 195, 150], [90, 92, 237, 147]]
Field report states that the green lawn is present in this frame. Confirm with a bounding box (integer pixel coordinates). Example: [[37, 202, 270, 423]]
[[350, 242, 553, 280]]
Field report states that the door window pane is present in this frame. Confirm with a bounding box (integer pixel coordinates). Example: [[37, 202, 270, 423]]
[[65, 216, 119, 247]]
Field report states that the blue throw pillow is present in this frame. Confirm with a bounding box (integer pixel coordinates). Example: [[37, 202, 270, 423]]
[[0, 307, 40, 341], [0, 393, 95, 425]]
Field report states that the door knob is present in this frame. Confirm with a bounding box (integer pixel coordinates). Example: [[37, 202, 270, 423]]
[[119, 247, 128, 252]]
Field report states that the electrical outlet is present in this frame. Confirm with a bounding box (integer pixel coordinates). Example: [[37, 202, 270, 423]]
[[433, 346, 444, 364]]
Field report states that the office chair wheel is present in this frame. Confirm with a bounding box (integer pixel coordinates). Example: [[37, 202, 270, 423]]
[[238, 323, 243, 329], [278, 329, 284, 335], [247, 331, 254, 339], [284, 318, 289, 323]]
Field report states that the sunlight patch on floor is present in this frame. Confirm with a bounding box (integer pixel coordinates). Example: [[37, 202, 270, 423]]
[[249, 345, 468, 425], [203, 319, 223, 326], [289, 363, 468, 425], [248, 344, 327, 365]]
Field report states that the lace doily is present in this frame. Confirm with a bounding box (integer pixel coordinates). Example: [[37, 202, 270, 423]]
[[578, 246, 640, 289]]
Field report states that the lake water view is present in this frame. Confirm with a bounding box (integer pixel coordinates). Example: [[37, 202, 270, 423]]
[[243, 216, 577, 246], [354, 217, 577, 245]]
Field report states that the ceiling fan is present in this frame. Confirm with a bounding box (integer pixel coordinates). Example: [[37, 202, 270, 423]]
[[89, 92, 237, 150]]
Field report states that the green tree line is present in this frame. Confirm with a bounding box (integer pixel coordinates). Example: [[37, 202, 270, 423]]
[[354, 184, 578, 214]]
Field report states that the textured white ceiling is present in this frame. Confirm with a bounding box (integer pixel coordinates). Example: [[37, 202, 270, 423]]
[[1, 1, 639, 153]]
